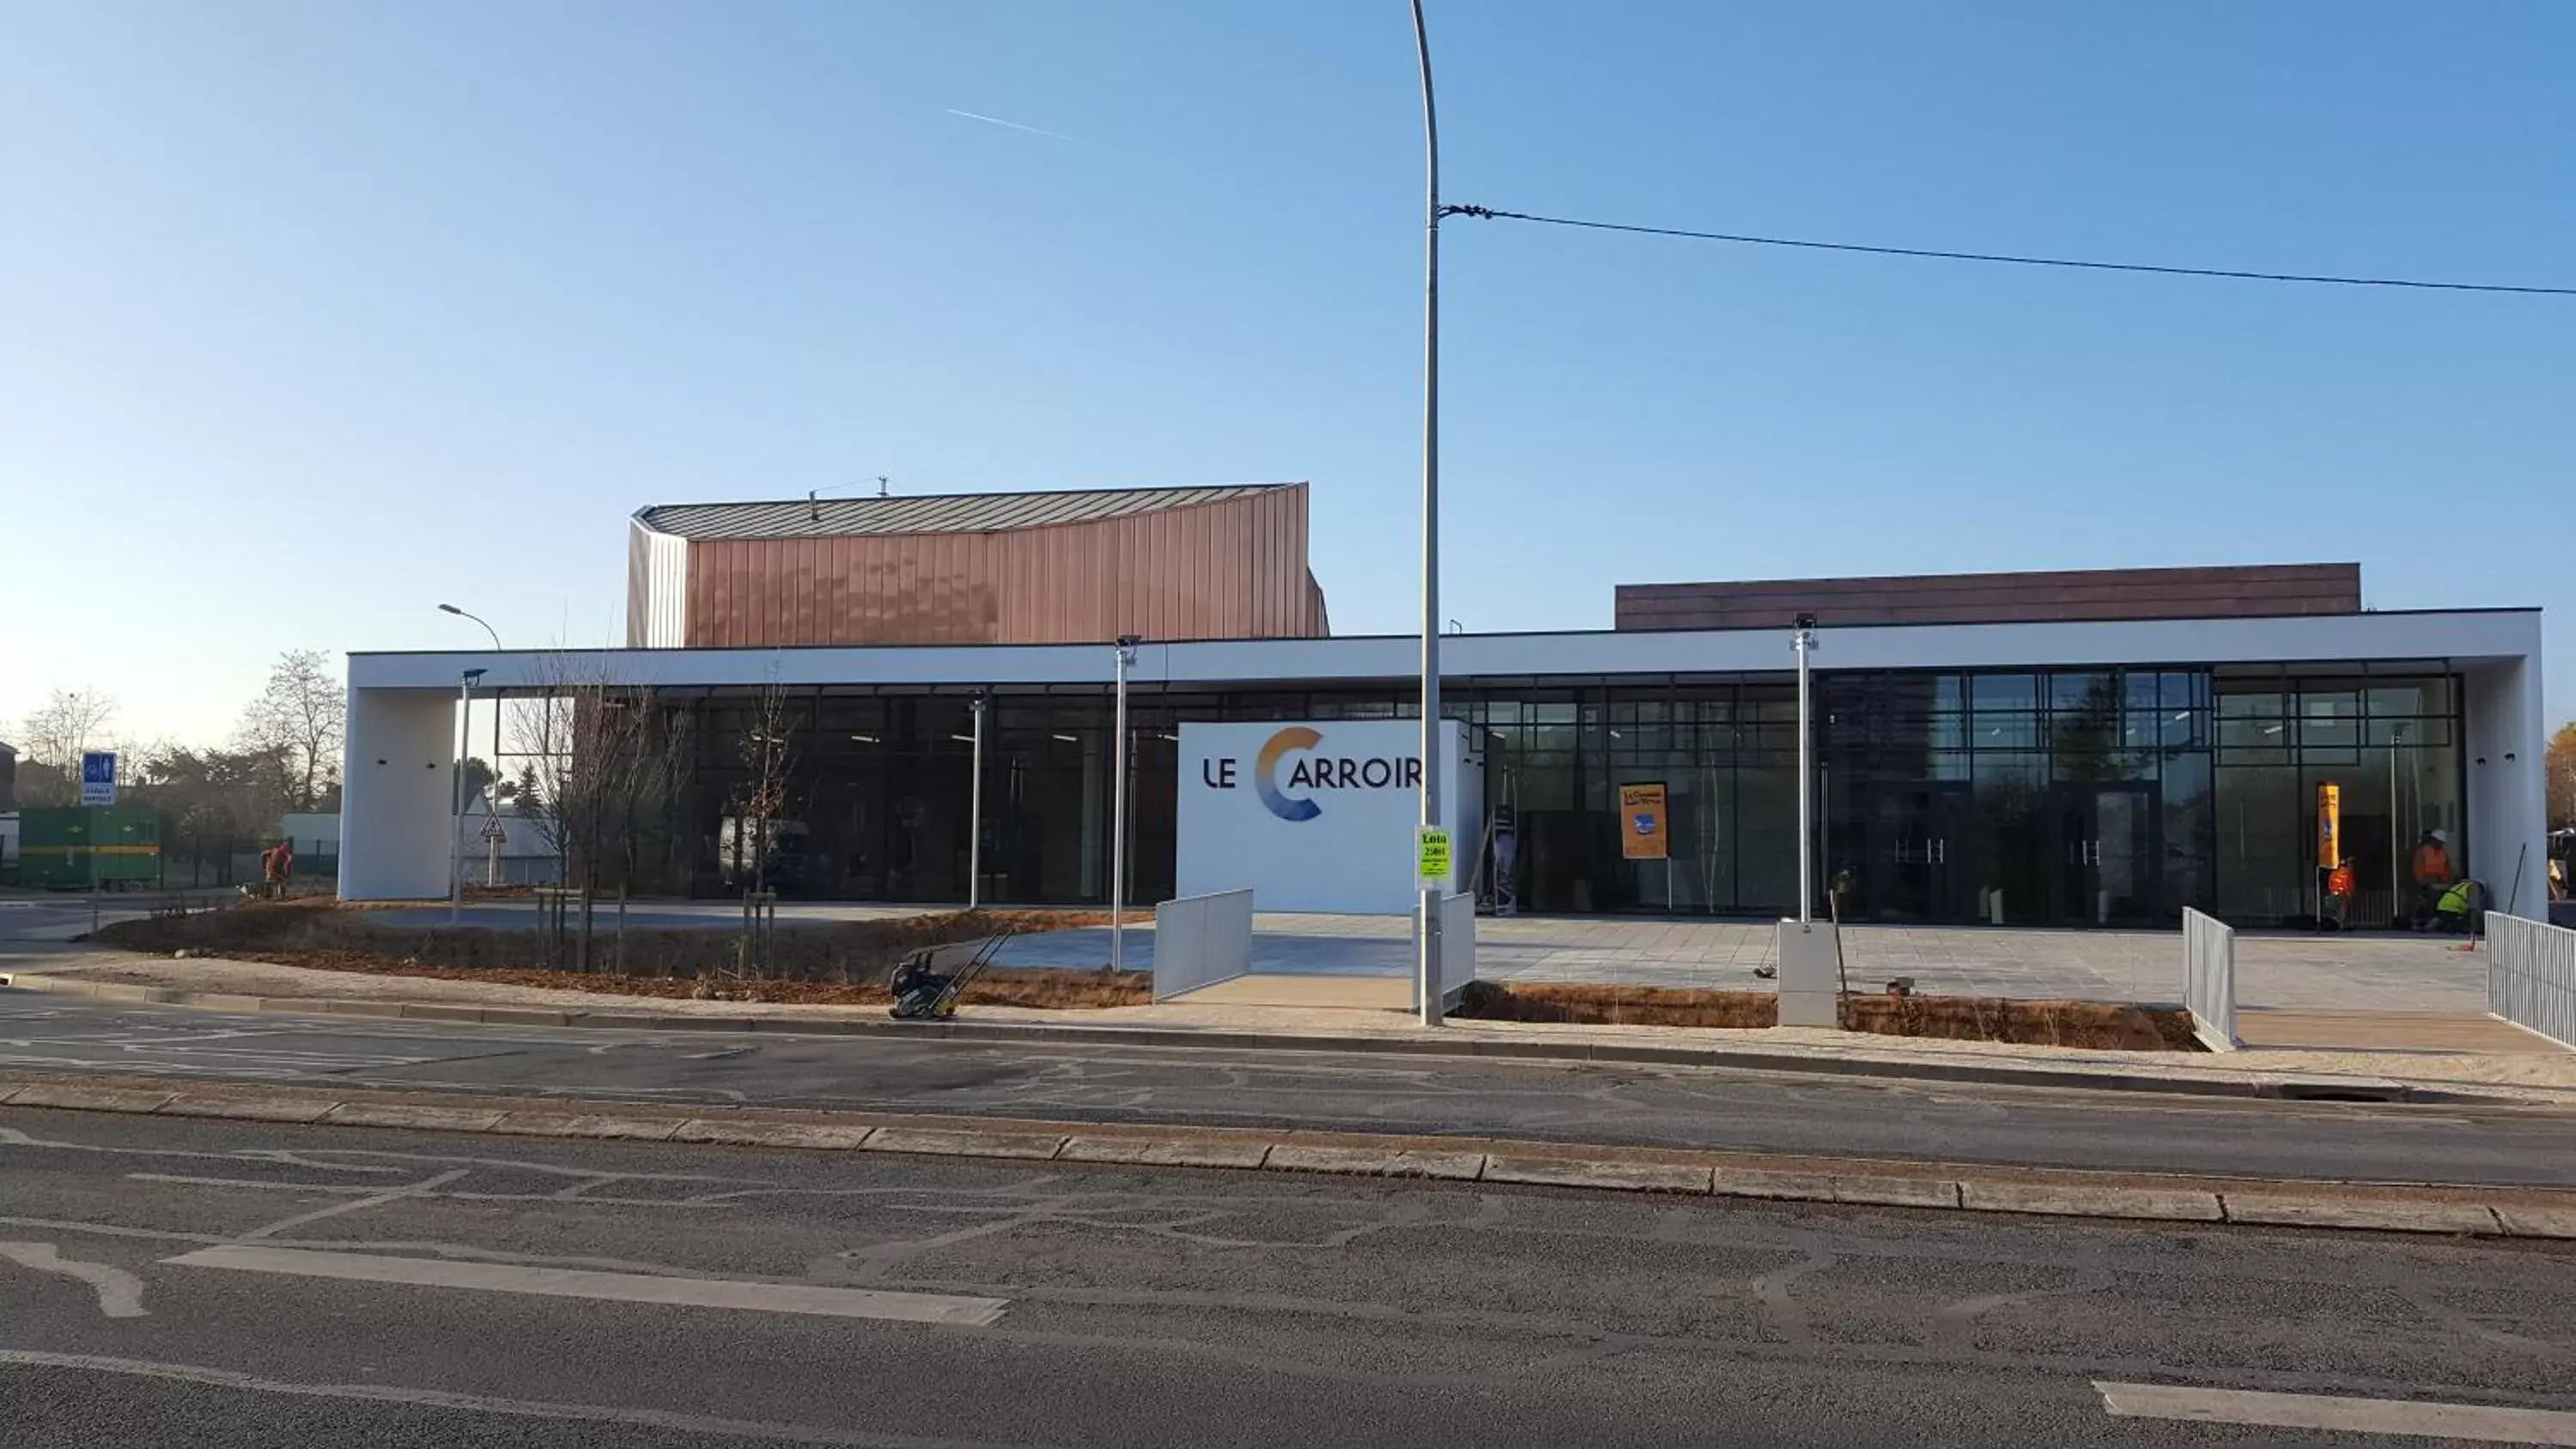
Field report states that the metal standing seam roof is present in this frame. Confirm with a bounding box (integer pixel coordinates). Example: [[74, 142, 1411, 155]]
[[634, 482, 1303, 541]]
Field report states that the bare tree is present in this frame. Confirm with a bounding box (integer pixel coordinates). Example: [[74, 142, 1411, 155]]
[[124, 740, 295, 886], [728, 678, 799, 893], [10, 688, 117, 806], [2549, 721, 2576, 834], [513, 655, 692, 971], [237, 649, 346, 811], [716, 678, 797, 986]]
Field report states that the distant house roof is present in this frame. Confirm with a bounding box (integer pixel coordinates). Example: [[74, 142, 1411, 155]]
[[634, 482, 1303, 542]]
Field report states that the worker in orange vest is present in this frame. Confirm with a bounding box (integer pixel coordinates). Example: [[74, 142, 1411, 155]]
[[2324, 859, 2355, 930], [2411, 829, 2453, 929]]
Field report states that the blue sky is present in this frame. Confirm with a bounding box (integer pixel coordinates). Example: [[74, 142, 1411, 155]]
[[2, 1, 2568, 746]]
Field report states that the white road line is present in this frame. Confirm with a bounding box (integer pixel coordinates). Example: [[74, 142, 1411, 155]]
[[2097, 1380, 2576, 1445], [234, 1167, 471, 1240], [0, 1241, 149, 1318], [164, 1245, 1007, 1325], [0, 1349, 1048, 1447]]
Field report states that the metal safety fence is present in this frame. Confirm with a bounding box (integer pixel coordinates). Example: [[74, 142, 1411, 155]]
[[1151, 888, 1254, 1001], [2488, 913, 2576, 1051], [2182, 907, 2239, 1052]]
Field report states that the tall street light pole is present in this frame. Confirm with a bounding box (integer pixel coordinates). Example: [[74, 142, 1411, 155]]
[[439, 603, 505, 803], [450, 667, 485, 925], [967, 693, 987, 911], [1109, 636, 1140, 973], [1793, 615, 1817, 925], [1410, 0, 1445, 1028]]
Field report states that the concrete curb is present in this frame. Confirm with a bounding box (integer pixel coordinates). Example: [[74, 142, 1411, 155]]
[[0, 970, 2482, 1106], [6, 1068, 2573, 1242]]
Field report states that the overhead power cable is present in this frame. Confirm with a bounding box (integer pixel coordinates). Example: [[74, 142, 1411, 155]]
[[1438, 204, 2576, 297]]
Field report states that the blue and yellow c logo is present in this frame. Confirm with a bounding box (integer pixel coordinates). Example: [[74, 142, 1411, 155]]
[[1255, 726, 1323, 821]]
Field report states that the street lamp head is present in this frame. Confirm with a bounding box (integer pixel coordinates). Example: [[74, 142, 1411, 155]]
[[438, 603, 465, 616], [461, 667, 487, 684], [1793, 612, 1818, 631]]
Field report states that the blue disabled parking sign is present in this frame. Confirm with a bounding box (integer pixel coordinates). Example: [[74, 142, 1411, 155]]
[[79, 750, 118, 806]]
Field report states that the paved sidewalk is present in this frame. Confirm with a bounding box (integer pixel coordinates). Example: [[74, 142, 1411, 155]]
[[9, 949, 2572, 1104], [998, 913, 2494, 1013]]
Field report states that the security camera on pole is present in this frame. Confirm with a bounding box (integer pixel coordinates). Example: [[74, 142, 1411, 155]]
[[1774, 615, 1840, 1027]]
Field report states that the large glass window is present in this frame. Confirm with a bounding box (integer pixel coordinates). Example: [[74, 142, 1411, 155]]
[[641, 663, 2459, 928], [2210, 670, 2463, 925]]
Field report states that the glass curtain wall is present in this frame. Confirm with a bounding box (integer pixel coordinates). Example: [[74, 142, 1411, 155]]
[[1821, 669, 2211, 927], [661, 667, 2459, 925], [2213, 671, 2461, 927], [1471, 682, 1799, 917]]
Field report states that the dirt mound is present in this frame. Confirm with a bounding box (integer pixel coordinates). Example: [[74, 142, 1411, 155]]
[[1454, 979, 2200, 1052], [1454, 980, 1773, 1029], [185, 949, 1151, 1010], [95, 896, 1127, 988]]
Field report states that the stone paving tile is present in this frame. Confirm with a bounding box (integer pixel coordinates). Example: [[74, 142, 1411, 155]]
[[995, 912, 2493, 1015]]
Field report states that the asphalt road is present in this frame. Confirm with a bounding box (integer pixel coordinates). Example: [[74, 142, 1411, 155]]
[[0, 900, 136, 949], [0, 895, 232, 954], [9, 1106, 2576, 1447], [10, 990, 2576, 1190]]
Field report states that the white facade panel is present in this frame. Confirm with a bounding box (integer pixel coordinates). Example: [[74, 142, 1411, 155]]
[[646, 528, 690, 647], [348, 609, 2541, 694], [338, 688, 461, 900], [2465, 656, 2549, 913], [1175, 720, 1476, 914]]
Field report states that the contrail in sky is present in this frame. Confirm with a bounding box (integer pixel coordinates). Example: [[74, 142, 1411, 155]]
[[945, 109, 1078, 142]]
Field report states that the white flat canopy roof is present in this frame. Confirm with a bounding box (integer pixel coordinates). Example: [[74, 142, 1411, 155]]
[[348, 609, 2540, 693]]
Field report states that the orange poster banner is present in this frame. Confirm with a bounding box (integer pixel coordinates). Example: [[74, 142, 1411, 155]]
[[1620, 783, 1669, 861]]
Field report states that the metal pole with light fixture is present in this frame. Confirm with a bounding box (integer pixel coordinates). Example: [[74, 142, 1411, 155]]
[[968, 694, 986, 911], [1793, 615, 1816, 925], [1109, 637, 1139, 972], [2390, 722, 2405, 926], [1409, 0, 1445, 1028], [439, 604, 506, 810], [450, 668, 485, 925]]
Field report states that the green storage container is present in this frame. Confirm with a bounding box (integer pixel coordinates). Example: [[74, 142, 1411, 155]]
[[17, 806, 160, 889]]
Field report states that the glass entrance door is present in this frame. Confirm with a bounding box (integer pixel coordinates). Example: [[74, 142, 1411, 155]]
[[2048, 783, 2163, 925], [1852, 782, 1974, 923]]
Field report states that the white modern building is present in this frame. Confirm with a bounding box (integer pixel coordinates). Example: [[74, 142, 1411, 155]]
[[340, 545, 2548, 932]]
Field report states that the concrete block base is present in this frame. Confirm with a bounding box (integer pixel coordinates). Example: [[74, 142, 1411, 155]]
[[1776, 919, 1843, 1029]]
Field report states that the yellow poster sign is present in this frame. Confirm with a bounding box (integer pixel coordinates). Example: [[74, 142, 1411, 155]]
[[1620, 782, 1670, 861], [1416, 827, 1453, 884], [2316, 783, 2341, 870]]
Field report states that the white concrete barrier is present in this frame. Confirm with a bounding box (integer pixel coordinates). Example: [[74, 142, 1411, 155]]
[[1774, 919, 1842, 1029], [1151, 889, 1254, 1001], [2182, 907, 2239, 1052], [2488, 912, 2576, 1050], [1435, 890, 1476, 1010]]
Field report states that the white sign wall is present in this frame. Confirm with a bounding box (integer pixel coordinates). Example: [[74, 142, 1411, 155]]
[[1175, 719, 1478, 914]]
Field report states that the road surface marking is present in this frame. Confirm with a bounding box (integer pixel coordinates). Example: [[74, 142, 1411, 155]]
[[2097, 1380, 2576, 1445], [0, 1241, 148, 1318], [164, 1245, 1006, 1325], [234, 1167, 472, 1240], [0, 1349, 1045, 1447]]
